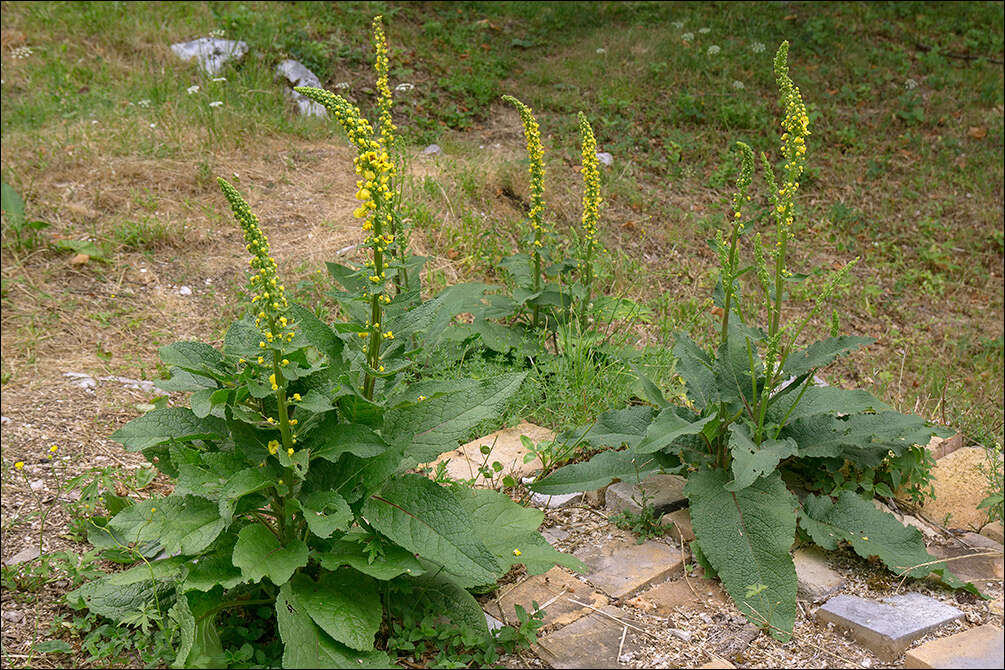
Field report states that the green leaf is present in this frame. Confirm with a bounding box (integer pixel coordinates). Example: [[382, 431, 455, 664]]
[[232, 524, 308, 586], [769, 386, 891, 423], [32, 640, 73, 654], [159, 342, 229, 379], [222, 317, 262, 359], [635, 407, 715, 454], [276, 579, 391, 669], [289, 571, 381, 651], [673, 334, 717, 410], [407, 572, 490, 638], [307, 419, 389, 462], [217, 467, 274, 522], [297, 491, 352, 539], [174, 451, 245, 499], [170, 588, 226, 669], [726, 424, 798, 492], [110, 408, 227, 452], [66, 558, 184, 622], [155, 368, 218, 393], [530, 449, 675, 495], [685, 468, 798, 640], [1, 182, 26, 226], [799, 491, 974, 590], [182, 542, 246, 592], [287, 304, 344, 363], [385, 373, 527, 466], [558, 405, 656, 450], [326, 444, 406, 504], [315, 534, 425, 580], [53, 238, 108, 260], [388, 282, 490, 349], [362, 475, 501, 587], [97, 496, 225, 556], [629, 363, 670, 409], [785, 412, 951, 466], [783, 336, 875, 379], [460, 488, 585, 574]]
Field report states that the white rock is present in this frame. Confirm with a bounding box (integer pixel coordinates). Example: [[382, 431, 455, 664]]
[[529, 491, 583, 509], [670, 628, 692, 642], [178, 285, 192, 296], [1, 610, 24, 623], [0, 416, 10, 425], [64, 371, 96, 392], [596, 151, 614, 166], [30, 479, 45, 491], [275, 59, 328, 118], [98, 376, 157, 394], [170, 38, 248, 75], [5, 546, 40, 567], [422, 144, 442, 155]]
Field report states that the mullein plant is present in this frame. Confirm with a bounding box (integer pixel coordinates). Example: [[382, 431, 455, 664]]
[[532, 42, 973, 640], [577, 111, 603, 327]]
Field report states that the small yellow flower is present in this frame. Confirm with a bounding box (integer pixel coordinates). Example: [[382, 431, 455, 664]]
[[512, 549, 522, 556], [292, 393, 302, 402], [14, 461, 24, 470], [150, 507, 157, 513], [267, 440, 280, 455], [287, 448, 294, 456]]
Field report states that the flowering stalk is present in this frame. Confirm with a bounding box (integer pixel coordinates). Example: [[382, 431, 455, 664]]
[[294, 87, 395, 400], [577, 112, 603, 326], [716, 142, 755, 345], [503, 95, 547, 328]]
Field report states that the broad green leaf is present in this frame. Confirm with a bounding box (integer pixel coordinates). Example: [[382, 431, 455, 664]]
[[362, 474, 501, 587], [276, 579, 391, 669], [530, 449, 676, 495], [685, 468, 798, 640], [635, 407, 715, 454], [629, 363, 670, 409], [183, 544, 246, 592], [799, 492, 975, 591], [159, 341, 229, 378], [325, 260, 368, 294], [297, 491, 352, 539], [110, 408, 227, 452], [289, 571, 381, 651], [472, 317, 540, 355], [1, 182, 26, 226], [673, 333, 717, 410], [406, 572, 490, 638], [99, 496, 225, 556], [713, 320, 763, 411], [222, 317, 262, 359], [155, 368, 218, 393], [785, 412, 952, 466], [768, 386, 891, 424], [460, 489, 585, 574], [388, 282, 490, 349], [32, 640, 73, 654], [66, 557, 184, 622], [218, 467, 274, 522], [558, 405, 656, 450], [326, 444, 406, 504], [287, 303, 344, 362], [174, 451, 245, 499], [306, 419, 389, 463], [783, 336, 875, 379], [232, 524, 308, 586], [315, 534, 425, 580], [385, 373, 527, 466], [499, 253, 533, 288], [726, 424, 798, 492], [170, 588, 226, 669]]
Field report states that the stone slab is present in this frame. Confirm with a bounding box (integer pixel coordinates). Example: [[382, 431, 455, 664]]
[[663, 508, 695, 542], [574, 538, 683, 599], [529, 491, 583, 509], [170, 37, 247, 75], [982, 521, 1004, 544], [816, 593, 965, 661], [606, 474, 687, 517], [926, 432, 964, 460], [927, 532, 1004, 583], [922, 447, 990, 530], [536, 605, 643, 669], [793, 547, 845, 602], [627, 576, 727, 615], [904, 624, 1004, 669], [487, 567, 608, 629], [424, 422, 552, 487]]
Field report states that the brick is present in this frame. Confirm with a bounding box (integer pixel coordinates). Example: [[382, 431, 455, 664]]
[[606, 474, 687, 516], [424, 422, 552, 487], [536, 606, 643, 669], [927, 532, 1004, 584], [982, 521, 1004, 545], [904, 624, 1004, 669], [926, 432, 964, 460], [486, 567, 607, 629], [793, 547, 844, 603], [816, 593, 964, 661], [663, 508, 695, 542], [698, 659, 735, 669], [574, 537, 683, 599], [627, 576, 727, 615]]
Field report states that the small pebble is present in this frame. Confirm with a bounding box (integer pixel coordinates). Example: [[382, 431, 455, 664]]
[[178, 286, 192, 296]]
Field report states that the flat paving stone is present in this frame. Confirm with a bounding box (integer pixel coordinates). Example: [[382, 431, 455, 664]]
[[981, 521, 1004, 544], [573, 537, 683, 599], [529, 491, 584, 509], [424, 422, 552, 486], [793, 547, 845, 602], [927, 532, 1004, 584], [663, 508, 695, 542], [816, 593, 965, 661], [536, 605, 644, 669], [904, 624, 1004, 669], [606, 474, 687, 516], [627, 576, 727, 615], [486, 567, 608, 629]]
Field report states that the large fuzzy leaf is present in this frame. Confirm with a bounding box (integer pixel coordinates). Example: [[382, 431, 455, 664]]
[[95, 496, 225, 556], [685, 468, 798, 640], [159, 342, 230, 379], [288, 571, 381, 652], [783, 336, 875, 379], [66, 558, 184, 622], [387, 282, 490, 349], [286, 304, 344, 363], [768, 386, 891, 424], [110, 408, 228, 452], [799, 492, 975, 591], [726, 424, 798, 492], [182, 536, 245, 592], [672, 333, 717, 410], [306, 419, 389, 462], [557, 405, 656, 450], [384, 373, 527, 466], [315, 532, 425, 580], [459, 488, 585, 574], [405, 572, 490, 638], [296, 491, 353, 539], [362, 475, 501, 587], [635, 407, 715, 454], [232, 524, 308, 586], [170, 588, 226, 669], [276, 579, 390, 669], [530, 449, 677, 495], [784, 412, 952, 466]]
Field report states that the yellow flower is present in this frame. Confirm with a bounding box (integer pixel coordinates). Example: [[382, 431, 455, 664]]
[[292, 393, 302, 402], [512, 549, 522, 556], [287, 448, 295, 456], [267, 440, 280, 455], [14, 461, 24, 470], [49, 445, 58, 453]]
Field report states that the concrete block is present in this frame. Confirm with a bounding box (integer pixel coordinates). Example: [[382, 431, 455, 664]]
[[529, 491, 584, 509], [904, 624, 1004, 669], [424, 421, 553, 487], [927, 532, 1004, 584], [487, 567, 607, 629], [627, 577, 727, 615], [536, 606, 642, 669], [793, 547, 845, 602], [606, 474, 686, 516], [816, 593, 964, 661], [573, 538, 683, 599]]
